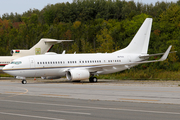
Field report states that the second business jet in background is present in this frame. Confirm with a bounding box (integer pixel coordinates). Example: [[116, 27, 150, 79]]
[[0, 38, 73, 69], [3, 18, 172, 84]]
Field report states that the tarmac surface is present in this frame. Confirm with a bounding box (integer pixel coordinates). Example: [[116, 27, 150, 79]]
[[0, 78, 180, 120]]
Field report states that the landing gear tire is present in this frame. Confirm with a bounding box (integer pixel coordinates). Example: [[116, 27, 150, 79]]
[[89, 77, 98, 83], [22, 80, 27, 84]]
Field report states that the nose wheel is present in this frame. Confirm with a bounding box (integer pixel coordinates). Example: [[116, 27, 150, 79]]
[[22, 80, 27, 84]]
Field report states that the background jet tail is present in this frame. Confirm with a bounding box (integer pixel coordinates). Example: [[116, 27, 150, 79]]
[[30, 38, 73, 54], [12, 38, 73, 57], [113, 18, 152, 54]]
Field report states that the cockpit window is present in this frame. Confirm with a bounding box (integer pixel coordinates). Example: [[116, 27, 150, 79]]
[[11, 61, 22, 65]]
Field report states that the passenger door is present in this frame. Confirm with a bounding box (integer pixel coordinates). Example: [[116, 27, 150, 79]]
[[29, 57, 35, 68]]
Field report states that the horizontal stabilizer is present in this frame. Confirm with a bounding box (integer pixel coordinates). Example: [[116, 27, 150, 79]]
[[28, 38, 74, 55], [44, 38, 73, 43]]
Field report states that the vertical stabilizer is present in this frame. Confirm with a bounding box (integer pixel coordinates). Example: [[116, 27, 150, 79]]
[[30, 38, 73, 54], [12, 38, 73, 57], [113, 18, 152, 54], [29, 38, 55, 54]]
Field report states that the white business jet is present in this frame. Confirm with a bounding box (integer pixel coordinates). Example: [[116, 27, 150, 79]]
[[0, 38, 73, 69], [3, 18, 172, 84]]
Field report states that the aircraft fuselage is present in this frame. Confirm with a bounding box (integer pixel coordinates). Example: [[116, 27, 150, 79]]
[[3, 53, 142, 78]]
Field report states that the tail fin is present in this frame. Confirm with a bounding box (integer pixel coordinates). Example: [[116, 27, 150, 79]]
[[30, 38, 73, 54], [12, 38, 73, 57], [113, 18, 152, 54]]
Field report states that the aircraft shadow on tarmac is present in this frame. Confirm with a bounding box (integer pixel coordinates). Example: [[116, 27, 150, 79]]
[[0, 77, 116, 84]]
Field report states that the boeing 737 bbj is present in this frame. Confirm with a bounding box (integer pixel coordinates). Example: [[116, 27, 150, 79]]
[[0, 38, 73, 69], [3, 18, 172, 84]]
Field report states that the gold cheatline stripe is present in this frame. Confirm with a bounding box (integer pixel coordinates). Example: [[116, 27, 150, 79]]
[[3, 63, 120, 71]]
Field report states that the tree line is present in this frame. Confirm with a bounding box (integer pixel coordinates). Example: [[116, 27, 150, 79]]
[[1, 0, 180, 71]]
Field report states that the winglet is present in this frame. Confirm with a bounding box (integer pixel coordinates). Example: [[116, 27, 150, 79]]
[[158, 45, 172, 61]]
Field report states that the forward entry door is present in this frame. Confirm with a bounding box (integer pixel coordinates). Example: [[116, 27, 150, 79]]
[[29, 57, 35, 68]]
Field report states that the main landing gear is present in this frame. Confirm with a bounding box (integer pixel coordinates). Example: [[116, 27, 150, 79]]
[[89, 76, 98, 83], [22, 79, 27, 84]]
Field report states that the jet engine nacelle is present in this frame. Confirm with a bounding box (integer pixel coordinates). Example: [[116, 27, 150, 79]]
[[11, 49, 29, 57], [66, 69, 90, 81], [11, 50, 20, 55]]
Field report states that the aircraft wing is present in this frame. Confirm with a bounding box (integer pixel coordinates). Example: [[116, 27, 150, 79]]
[[139, 51, 176, 59], [84, 45, 172, 74], [134, 45, 171, 63]]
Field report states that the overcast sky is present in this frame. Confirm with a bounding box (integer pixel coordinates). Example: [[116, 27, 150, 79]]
[[0, 0, 179, 17]]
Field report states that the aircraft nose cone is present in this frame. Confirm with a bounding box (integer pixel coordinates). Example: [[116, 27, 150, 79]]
[[2, 65, 15, 76], [2, 65, 12, 71], [2, 65, 8, 71]]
